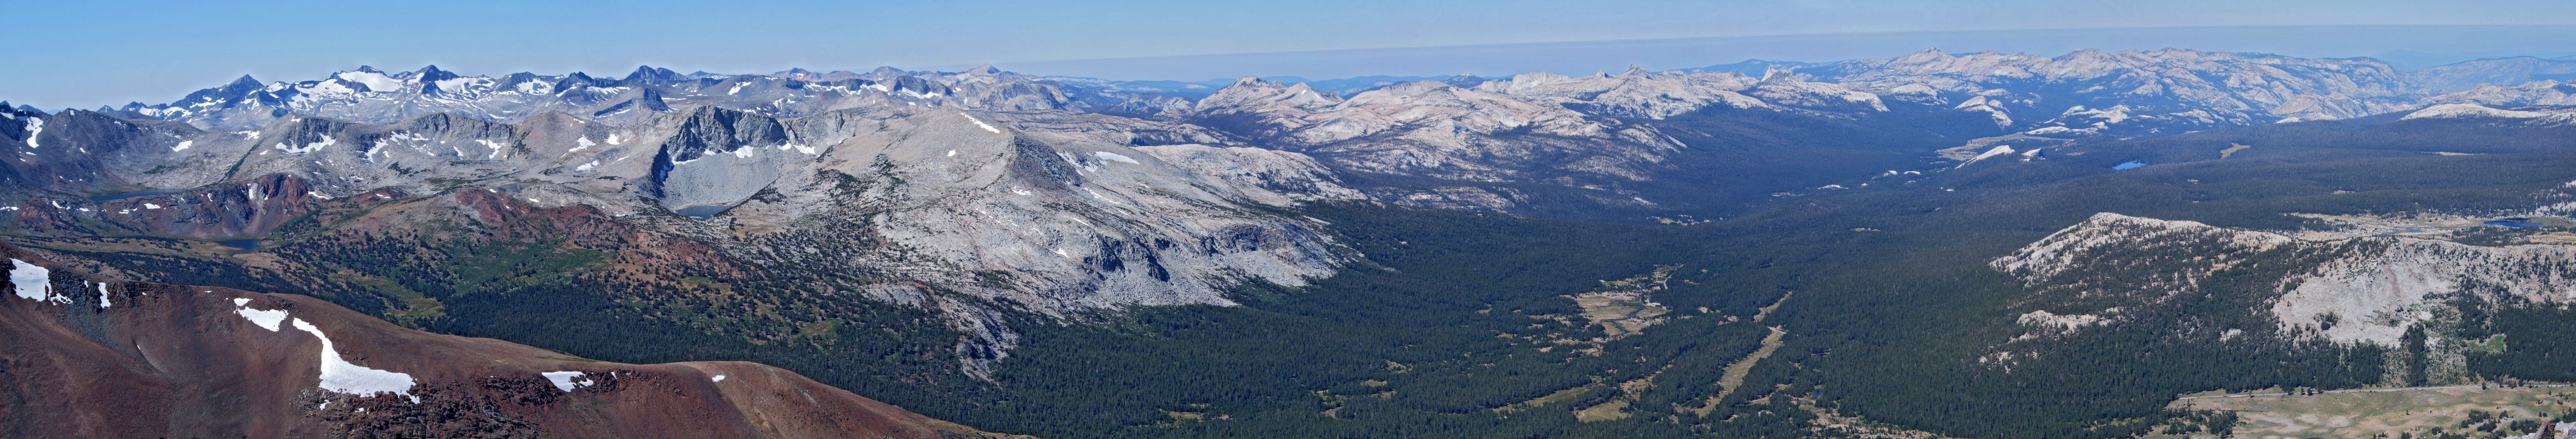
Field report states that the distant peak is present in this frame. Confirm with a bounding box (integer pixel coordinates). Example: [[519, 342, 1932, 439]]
[[1228, 76, 1274, 87], [355, 66, 385, 73], [1894, 48, 1951, 63], [416, 65, 460, 82], [964, 64, 1000, 75], [626, 66, 682, 82], [1621, 64, 1650, 76]]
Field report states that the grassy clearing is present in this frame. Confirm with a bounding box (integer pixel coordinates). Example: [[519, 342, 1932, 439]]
[[1494, 386, 1593, 413], [1575, 399, 1631, 422]]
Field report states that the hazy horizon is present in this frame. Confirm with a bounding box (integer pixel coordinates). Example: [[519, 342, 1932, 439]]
[[10, 25, 2574, 112], [7, 0, 2576, 110]]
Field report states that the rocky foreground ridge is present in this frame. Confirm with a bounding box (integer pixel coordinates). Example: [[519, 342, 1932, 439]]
[[0, 243, 1025, 439]]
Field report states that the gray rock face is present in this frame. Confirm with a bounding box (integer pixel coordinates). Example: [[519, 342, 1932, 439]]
[[1, 100, 1363, 377], [1800, 48, 2426, 134], [2410, 56, 2576, 93], [1469, 70, 1771, 119], [1989, 213, 2576, 383], [1185, 77, 1683, 185], [109, 66, 1186, 131], [2421, 80, 2576, 107], [644, 107, 800, 210]]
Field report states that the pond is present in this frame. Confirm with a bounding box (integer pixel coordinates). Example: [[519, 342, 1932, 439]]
[[88, 189, 183, 202], [2111, 161, 2147, 170], [675, 205, 732, 220], [218, 238, 261, 253], [2485, 220, 2545, 228]]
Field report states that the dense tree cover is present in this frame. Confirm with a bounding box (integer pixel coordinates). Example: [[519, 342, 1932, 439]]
[[2471, 308, 2576, 382]]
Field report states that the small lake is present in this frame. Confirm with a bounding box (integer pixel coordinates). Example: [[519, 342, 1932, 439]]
[[218, 238, 261, 253], [2111, 161, 2147, 170], [675, 205, 731, 220], [2485, 220, 2545, 228], [88, 189, 183, 201]]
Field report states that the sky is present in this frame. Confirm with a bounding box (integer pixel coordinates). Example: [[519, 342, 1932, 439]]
[[4, 0, 2575, 109]]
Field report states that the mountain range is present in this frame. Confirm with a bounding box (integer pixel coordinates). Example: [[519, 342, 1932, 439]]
[[12, 47, 2576, 438]]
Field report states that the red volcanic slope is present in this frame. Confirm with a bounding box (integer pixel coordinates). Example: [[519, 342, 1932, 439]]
[[0, 243, 1028, 439]]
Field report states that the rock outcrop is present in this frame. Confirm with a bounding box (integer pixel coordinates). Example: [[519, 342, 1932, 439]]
[[1991, 212, 2576, 382]]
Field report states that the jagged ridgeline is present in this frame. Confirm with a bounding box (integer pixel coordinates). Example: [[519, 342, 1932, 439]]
[[8, 49, 2576, 439]]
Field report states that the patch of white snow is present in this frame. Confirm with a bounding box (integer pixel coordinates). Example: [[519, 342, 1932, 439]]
[[541, 371, 592, 392], [960, 113, 1000, 133], [10, 259, 49, 301], [334, 71, 404, 92], [1092, 151, 1139, 164], [234, 305, 287, 332], [291, 318, 416, 398], [21, 117, 41, 149]]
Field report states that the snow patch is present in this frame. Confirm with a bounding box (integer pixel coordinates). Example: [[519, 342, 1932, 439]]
[[2402, 103, 2549, 120], [575, 160, 598, 172], [10, 259, 50, 301], [476, 139, 507, 159], [2021, 126, 2078, 135], [1093, 151, 1139, 164], [172, 140, 193, 152], [293, 318, 417, 398], [711, 375, 727, 383], [277, 135, 334, 155], [234, 304, 287, 332], [1957, 145, 2017, 167], [960, 112, 1001, 133], [542, 371, 593, 392], [96, 282, 109, 308], [334, 70, 404, 92], [22, 117, 42, 149], [573, 137, 595, 152]]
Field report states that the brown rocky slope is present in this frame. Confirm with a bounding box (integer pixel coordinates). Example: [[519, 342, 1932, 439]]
[[0, 242, 1027, 439]]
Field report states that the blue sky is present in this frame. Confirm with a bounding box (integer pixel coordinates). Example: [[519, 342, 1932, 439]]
[[5, 0, 2575, 109]]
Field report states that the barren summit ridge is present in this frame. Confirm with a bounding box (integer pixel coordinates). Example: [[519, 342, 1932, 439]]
[[0, 244, 1025, 439]]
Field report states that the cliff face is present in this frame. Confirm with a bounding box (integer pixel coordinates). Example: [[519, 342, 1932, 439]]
[[0, 243, 1026, 439]]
